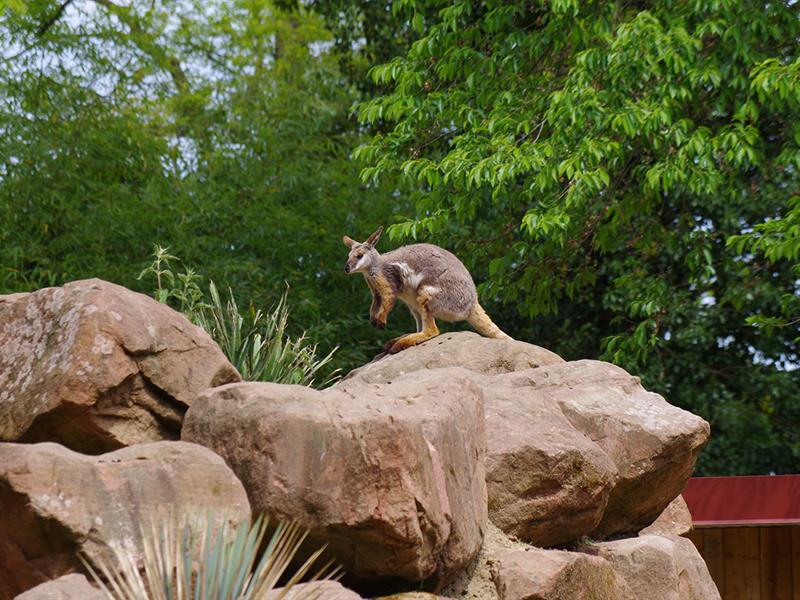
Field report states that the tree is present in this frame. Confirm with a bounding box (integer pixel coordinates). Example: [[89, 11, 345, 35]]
[[0, 0, 408, 371], [355, 0, 800, 475]]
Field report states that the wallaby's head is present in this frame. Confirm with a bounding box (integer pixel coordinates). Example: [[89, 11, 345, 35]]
[[342, 226, 382, 274]]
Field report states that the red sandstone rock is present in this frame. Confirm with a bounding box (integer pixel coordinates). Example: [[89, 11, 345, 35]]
[[0, 279, 239, 452], [0, 441, 250, 598], [183, 368, 487, 587]]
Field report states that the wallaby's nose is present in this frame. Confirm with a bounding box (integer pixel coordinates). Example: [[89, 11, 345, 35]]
[[344, 265, 350, 273]]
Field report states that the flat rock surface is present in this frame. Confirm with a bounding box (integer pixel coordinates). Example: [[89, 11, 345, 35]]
[[183, 367, 487, 587], [0, 441, 250, 598], [0, 279, 239, 452], [342, 332, 563, 383]]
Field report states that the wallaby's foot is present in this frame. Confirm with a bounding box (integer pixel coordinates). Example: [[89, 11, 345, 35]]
[[385, 338, 410, 354], [382, 336, 402, 353], [385, 330, 439, 354]]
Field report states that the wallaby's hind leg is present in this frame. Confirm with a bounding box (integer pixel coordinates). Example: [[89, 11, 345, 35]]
[[385, 291, 440, 354], [381, 300, 426, 353], [382, 335, 403, 353]]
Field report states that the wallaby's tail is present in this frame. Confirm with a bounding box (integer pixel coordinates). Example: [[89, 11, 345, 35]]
[[468, 303, 511, 339]]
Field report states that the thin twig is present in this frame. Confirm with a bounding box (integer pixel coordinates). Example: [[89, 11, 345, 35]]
[[37, 0, 76, 37]]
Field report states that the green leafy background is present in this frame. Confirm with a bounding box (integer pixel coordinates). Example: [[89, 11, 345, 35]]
[[2, 0, 798, 475]]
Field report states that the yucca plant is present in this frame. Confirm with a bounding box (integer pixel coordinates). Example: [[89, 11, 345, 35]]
[[82, 514, 339, 600], [194, 282, 339, 387], [138, 246, 338, 387]]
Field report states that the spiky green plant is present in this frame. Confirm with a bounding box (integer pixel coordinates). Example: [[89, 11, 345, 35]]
[[194, 282, 339, 387], [138, 246, 338, 387], [83, 514, 338, 600]]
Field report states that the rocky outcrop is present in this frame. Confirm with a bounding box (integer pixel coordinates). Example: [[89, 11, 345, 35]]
[[589, 534, 721, 600], [0, 276, 716, 599], [182, 368, 487, 587], [445, 523, 719, 600], [0, 441, 250, 598], [13, 574, 105, 600], [0, 279, 240, 453], [344, 334, 709, 545]]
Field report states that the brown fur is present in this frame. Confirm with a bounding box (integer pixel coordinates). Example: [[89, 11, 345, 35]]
[[343, 227, 510, 353]]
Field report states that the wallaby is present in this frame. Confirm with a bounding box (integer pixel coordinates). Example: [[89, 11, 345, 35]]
[[343, 226, 510, 354]]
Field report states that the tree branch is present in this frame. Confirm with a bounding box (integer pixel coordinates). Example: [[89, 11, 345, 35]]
[[37, 0, 76, 37], [93, 0, 189, 92]]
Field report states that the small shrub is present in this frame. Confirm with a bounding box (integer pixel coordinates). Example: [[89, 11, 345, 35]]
[[137, 245, 207, 318], [196, 282, 338, 387], [139, 245, 338, 387]]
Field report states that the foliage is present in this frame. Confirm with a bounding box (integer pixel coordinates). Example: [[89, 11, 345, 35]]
[[0, 0, 406, 374], [355, 0, 800, 474], [295, 0, 435, 96], [83, 513, 336, 600], [197, 281, 339, 386], [139, 246, 338, 387], [4, 0, 800, 474], [138, 245, 208, 318]]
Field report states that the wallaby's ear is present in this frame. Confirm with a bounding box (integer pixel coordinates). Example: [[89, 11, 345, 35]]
[[342, 235, 356, 248], [366, 226, 383, 248]]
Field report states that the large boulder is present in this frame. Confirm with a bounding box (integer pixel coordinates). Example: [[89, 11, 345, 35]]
[[0, 279, 240, 453], [0, 441, 250, 598], [343, 333, 709, 544], [489, 548, 628, 600], [343, 331, 563, 383], [506, 361, 708, 537], [588, 534, 721, 600], [182, 368, 487, 588], [481, 374, 618, 546], [14, 574, 105, 600]]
